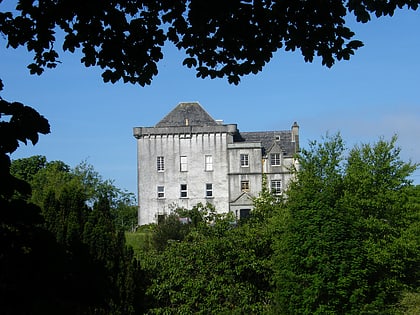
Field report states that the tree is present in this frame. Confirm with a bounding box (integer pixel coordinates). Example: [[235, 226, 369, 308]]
[[272, 134, 354, 314], [149, 203, 219, 252], [399, 291, 420, 315], [112, 200, 137, 232], [251, 174, 284, 222], [0, 82, 107, 314], [73, 160, 138, 231], [9, 154, 46, 183], [341, 137, 419, 312], [8, 156, 143, 313], [0, 80, 53, 314], [142, 204, 274, 314], [83, 195, 142, 315], [0, 82, 50, 201], [1, 0, 418, 85], [29, 160, 75, 205], [11, 156, 138, 231], [271, 134, 419, 314]]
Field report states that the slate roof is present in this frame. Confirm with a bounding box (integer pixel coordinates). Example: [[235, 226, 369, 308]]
[[236, 131, 297, 156], [153, 102, 298, 156], [156, 102, 218, 127]]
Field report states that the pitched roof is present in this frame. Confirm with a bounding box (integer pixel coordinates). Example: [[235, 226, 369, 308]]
[[237, 131, 297, 156], [155, 102, 218, 127]]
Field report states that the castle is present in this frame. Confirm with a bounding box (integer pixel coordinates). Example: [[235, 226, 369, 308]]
[[133, 102, 299, 225]]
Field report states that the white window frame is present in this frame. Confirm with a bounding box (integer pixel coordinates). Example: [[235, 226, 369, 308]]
[[157, 156, 164, 172], [180, 184, 188, 198], [271, 180, 282, 195], [157, 186, 165, 198], [241, 180, 250, 192], [180, 156, 188, 172], [206, 183, 213, 197], [205, 155, 213, 171], [240, 154, 249, 167], [270, 153, 281, 166]]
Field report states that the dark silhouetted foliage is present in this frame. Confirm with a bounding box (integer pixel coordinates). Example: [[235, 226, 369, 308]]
[[1, 1, 419, 85]]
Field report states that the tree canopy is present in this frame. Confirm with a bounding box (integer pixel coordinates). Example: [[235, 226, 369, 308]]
[[272, 134, 419, 314], [6, 155, 141, 314], [1, 1, 420, 313], [10, 155, 138, 231], [1, 0, 418, 85], [132, 134, 419, 314]]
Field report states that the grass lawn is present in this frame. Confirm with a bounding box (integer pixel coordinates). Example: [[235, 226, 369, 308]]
[[125, 225, 154, 256]]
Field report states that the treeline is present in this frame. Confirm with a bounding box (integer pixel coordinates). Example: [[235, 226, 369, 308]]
[[2, 156, 141, 314], [10, 156, 138, 231], [2, 135, 419, 314], [138, 135, 420, 314]]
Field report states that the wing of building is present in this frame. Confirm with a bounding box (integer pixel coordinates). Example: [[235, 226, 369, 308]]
[[133, 102, 299, 225]]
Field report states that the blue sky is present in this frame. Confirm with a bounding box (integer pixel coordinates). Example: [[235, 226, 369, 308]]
[[1, 8, 419, 194]]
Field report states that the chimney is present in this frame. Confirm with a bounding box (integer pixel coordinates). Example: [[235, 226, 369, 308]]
[[291, 121, 299, 152]]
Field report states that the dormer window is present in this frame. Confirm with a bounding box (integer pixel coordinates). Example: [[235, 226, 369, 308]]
[[270, 153, 281, 166]]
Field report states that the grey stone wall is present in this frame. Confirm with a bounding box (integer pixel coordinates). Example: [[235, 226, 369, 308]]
[[136, 130, 232, 225], [134, 104, 299, 225]]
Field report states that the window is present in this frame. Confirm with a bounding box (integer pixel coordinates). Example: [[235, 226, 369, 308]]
[[180, 156, 188, 172], [240, 154, 249, 167], [206, 183, 213, 197], [271, 180, 282, 195], [180, 184, 188, 198], [157, 186, 165, 198], [241, 180, 250, 192], [205, 155, 213, 171], [157, 214, 165, 224], [239, 209, 251, 220], [270, 153, 281, 166], [157, 156, 164, 172]]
